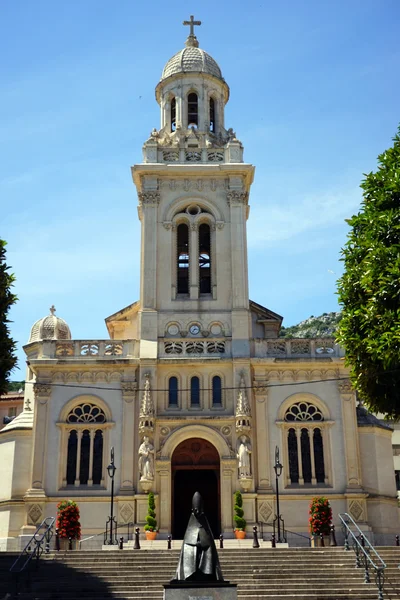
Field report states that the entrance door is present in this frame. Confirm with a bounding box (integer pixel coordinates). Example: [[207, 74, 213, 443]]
[[172, 438, 220, 539]]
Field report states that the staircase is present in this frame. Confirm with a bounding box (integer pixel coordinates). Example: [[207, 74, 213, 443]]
[[1, 546, 400, 599]]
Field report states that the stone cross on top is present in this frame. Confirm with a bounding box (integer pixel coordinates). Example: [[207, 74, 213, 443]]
[[49, 305, 56, 315], [183, 15, 201, 47]]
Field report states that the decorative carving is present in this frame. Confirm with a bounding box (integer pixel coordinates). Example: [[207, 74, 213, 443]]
[[216, 221, 225, 230], [160, 426, 170, 436], [139, 373, 154, 433], [206, 341, 225, 354], [291, 340, 311, 355], [138, 191, 161, 205], [119, 503, 134, 524], [258, 501, 273, 523], [237, 435, 252, 478], [183, 180, 191, 192], [284, 402, 323, 422], [348, 499, 365, 522], [267, 341, 287, 356], [104, 343, 123, 356], [207, 151, 224, 162], [27, 504, 43, 526], [121, 381, 137, 402], [33, 383, 51, 400], [338, 379, 353, 395], [253, 381, 268, 395], [80, 343, 99, 356], [51, 371, 122, 384], [67, 403, 106, 423], [221, 426, 231, 436], [165, 341, 183, 354], [226, 191, 248, 205], [186, 341, 205, 354], [55, 343, 74, 357], [236, 374, 251, 417], [162, 150, 179, 162]]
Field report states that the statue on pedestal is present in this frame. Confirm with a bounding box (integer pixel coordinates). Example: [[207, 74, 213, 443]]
[[172, 492, 224, 582], [237, 435, 252, 478], [138, 435, 154, 481]]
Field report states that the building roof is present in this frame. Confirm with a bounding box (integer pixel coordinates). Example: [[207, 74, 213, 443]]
[[356, 405, 393, 431], [28, 305, 71, 343]]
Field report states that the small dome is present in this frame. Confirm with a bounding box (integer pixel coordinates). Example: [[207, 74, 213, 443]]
[[28, 306, 71, 343], [161, 46, 223, 82]]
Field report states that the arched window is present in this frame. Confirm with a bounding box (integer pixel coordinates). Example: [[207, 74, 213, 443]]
[[191, 376, 200, 407], [212, 376, 222, 406], [169, 376, 179, 407], [64, 403, 106, 487], [188, 93, 198, 128], [177, 224, 189, 294], [284, 402, 326, 486], [209, 97, 216, 133], [199, 223, 211, 294], [171, 97, 176, 132]]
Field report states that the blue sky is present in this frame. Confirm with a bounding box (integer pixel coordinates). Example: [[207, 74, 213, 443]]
[[1, 0, 399, 377]]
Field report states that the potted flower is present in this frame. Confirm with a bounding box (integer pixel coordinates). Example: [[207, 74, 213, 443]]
[[233, 490, 246, 539], [309, 496, 332, 547], [144, 492, 158, 540], [56, 500, 81, 550]]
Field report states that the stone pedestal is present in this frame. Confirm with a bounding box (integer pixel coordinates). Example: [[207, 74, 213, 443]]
[[164, 582, 237, 600]]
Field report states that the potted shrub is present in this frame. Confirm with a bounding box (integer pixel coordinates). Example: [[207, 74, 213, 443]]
[[144, 492, 158, 540], [233, 490, 246, 539], [309, 496, 332, 547], [56, 500, 81, 550]]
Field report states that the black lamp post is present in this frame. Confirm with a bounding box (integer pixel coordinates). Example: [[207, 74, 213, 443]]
[[273, 445, 283, 543], [106, 447, 117, 545]]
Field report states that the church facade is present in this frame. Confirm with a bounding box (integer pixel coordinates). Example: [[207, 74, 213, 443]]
[[0, 18, 398, 549]]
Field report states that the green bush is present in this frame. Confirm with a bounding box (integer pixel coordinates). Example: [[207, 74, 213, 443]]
[[233, 490, 246, 531], [144, 492, 157, 532]]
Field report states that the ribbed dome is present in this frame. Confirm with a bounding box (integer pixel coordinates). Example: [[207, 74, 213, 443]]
[[29, 306, 71, 343], [161, 46, 223, 82]]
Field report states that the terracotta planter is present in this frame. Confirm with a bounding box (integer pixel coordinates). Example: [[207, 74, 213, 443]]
[[311, 534, 330, 547], [145, 531, 157, 541], [234, 530, 246, 540], [59, 538, 79, 550]]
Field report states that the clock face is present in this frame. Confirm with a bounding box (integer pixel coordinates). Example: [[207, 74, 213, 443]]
[[189, 324, 200, 335]]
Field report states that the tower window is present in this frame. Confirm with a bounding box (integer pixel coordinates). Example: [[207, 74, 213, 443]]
[[171, 97, 176, 132], [191, 376, 200, 407], [212, 376, 222, 406], [209, 97, 215, 133], [169, 376, 178, 407], [188, 93, 198, 128], [199, 223, 211, 294], [177, 224, 189, 294]]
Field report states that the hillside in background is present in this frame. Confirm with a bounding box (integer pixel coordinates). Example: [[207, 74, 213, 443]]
[[279, 312, 342, 339]]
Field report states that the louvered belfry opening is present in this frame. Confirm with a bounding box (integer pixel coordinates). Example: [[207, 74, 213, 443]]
[[187, 92, 198, 127], [199, 223, 211, 294], [177, 223, 189, 294]]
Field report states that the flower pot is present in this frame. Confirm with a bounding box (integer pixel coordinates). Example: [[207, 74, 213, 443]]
[[59, 538, 79, 550], [234, 530, 246, 540], [311, 534, 330, 548], [145, 531, 157, 541]]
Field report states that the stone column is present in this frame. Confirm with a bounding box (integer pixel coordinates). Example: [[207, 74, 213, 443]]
[[189, 223, 199, 299], [254, 383, 272, 491], [88, 430, 95, 486], [296, 429, 304, 485], [157, 465, 171, 533], [339, 380, 362, 490], [221, 460, 236, 532], [228, 190, 249, 310], [120, 381, 138, 493], [27, 383, 52, 496], [138, 187, 159, 359]]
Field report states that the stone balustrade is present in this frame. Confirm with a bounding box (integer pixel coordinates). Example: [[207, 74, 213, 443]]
[[252, 338, 343, 359], [31, 340, 139, 360], [143, 144, 243, 164], [160, 338, 228, 358]]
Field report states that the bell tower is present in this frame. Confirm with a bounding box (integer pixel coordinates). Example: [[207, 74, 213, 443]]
[[131, 16, 255, 359]]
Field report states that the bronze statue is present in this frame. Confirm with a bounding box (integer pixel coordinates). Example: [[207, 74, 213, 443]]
[[172, 491, 224, 582]]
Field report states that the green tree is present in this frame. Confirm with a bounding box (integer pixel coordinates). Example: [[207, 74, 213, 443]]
[[144, 492, 157, 531], [337, 128, 400, 418], [233, 490, 246, 531], [0, 240, 18, 395]]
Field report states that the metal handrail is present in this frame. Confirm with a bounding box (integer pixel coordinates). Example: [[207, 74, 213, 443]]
[[10, 516, 55, 597], [339, 512, 386, 600], [258, 520, 311, 545], [79, 521, 135, 548]]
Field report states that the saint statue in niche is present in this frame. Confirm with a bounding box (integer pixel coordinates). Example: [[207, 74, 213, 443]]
[[237, 435, 252, 478], [138, 436, 155, 480]]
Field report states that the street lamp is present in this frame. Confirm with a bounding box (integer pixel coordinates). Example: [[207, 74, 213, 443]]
[[273, 446, 283, 543], [106, 447, 117, 545]]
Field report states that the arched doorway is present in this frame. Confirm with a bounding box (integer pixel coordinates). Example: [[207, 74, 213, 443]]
[[172, 437, 220, 538]]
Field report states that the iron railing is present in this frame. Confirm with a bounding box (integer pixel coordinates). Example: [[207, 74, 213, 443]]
[[10, 516, 55, 596], [339, 512, 386, 600], [258, 520, 311, 546], [79, 522, 136, 549]]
